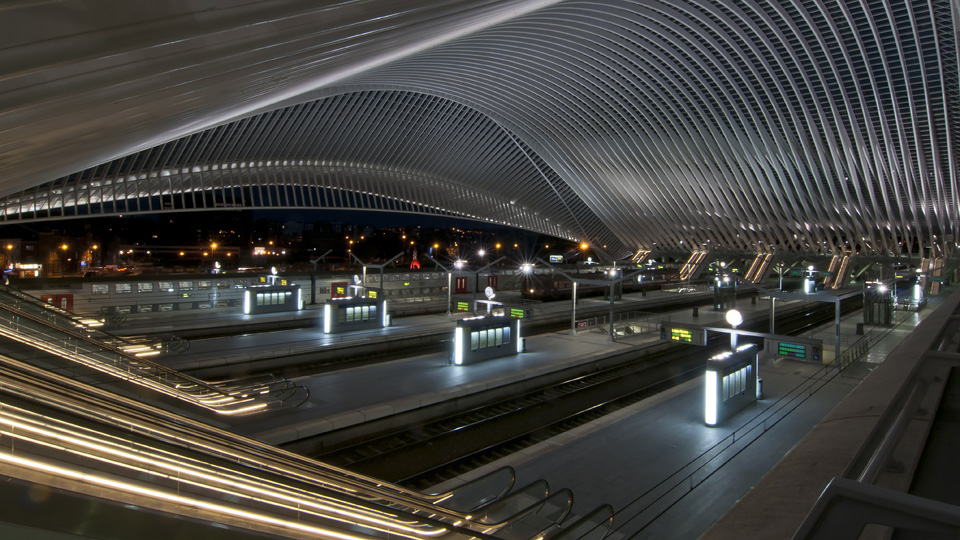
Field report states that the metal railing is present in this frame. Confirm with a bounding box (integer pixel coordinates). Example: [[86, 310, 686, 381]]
[[611, 312, 890, 536], [0, 289, 307, 415], [793, 290, 960, 539]]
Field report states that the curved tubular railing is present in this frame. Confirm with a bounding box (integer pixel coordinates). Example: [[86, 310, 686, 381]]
[[471, 480, 550, 525], [0, 376, 486, 539], [792, 477, 960, 539], [428, 466, 516, 513], [545, 504, 614, 540], [0, 355, 510, 529], [484, 489, 574, 540], [793, 291, 960, 538], [0, 298, 308, 414]]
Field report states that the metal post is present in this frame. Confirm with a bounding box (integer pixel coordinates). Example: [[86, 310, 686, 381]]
[[835, 299, 842, 371], [770, 297, 775, 334], [362, 266, 367, 287], [571, 281, 578, 335], [609, 282, 615, 342], [308, 250, 331, 305], [446, 272, 452, 316]]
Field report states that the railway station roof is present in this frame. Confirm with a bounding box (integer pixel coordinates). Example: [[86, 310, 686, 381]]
[[0, 0, 957, 258]]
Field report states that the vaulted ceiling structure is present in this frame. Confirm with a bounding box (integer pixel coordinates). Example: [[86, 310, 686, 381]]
[[0, 0, 957, 258]]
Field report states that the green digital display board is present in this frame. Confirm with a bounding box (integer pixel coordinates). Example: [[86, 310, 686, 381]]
[[456, 301, 470, 311], [661, 324, 706, 345], [510, 308, 525, 318], [778, 342, 807, 359]]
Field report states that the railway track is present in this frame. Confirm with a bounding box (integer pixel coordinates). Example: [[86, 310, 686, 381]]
[[185, 290, 720, 380], [306, 299, 861, 490]]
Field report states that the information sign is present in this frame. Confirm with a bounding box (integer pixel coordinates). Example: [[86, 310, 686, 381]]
[[778, 342, 806, 359], [660, 324, 707, 346], [671, 328, 695, 343], [549, 255, 564, 263], [509, 308, 525, 319], [456, 301, 470, 311]]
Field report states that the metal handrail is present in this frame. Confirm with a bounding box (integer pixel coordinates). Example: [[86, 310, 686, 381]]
[[0, 356, 523, 535], [0, 300, 305, 414], [792, 477, 960, 539]]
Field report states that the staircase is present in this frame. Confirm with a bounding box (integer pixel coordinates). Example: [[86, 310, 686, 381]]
[[0, 285, 307, 415], [0, 355, 615, 540], [632, 249, 651, 265], [743, 253, 773, 283], [830, 256, 851, 289], [822, 255, 840, 287], [929, 257, 945, 295], [679, 251, 707, 281]]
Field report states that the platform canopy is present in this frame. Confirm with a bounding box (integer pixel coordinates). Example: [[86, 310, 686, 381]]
[[0, 0, 958, 257]]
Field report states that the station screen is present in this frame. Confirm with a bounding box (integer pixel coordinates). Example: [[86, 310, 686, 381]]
[[778, 342, 807, 359], [671, 328, 695, 343], [331, 281, 349, 298], [661, 324, 707, 346], [509, 308, 525, 318]]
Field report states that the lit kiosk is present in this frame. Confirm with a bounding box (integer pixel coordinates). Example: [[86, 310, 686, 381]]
[[453, 315, 522, 365], [863, 281, 895, 326], [243, 270, 302, 314], [323, 275, 387, 334], [713, 273, 737, 310], [705, 344, 759, 426]]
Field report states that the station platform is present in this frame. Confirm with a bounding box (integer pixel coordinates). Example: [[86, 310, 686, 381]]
[[136, 287, 718, 374], [391, 296, 935, 539], [108, 283, 897, 539], [222, 293, 782, 442]]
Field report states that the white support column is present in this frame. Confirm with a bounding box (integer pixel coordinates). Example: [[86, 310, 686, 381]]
[[571, 281, 578, 335]]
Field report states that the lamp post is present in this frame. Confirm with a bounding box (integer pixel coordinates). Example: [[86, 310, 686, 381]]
[[308, 249, 332, 305], [726, 309, 743, 349], [425, 254, 461, 316], [607, 266, 620, 341]]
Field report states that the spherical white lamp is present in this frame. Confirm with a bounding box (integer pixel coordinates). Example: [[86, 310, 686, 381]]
[[726, 309, 743, 348]]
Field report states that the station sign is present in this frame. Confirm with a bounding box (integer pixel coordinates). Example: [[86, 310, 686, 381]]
[[660, 324, 707, 346], [549, 255, 564, 263], [763, 336, 823, 363], [509, 308, 526, 319], [367, 290, 378, 299], [777, 342, 807, 359], [456, 301, 470, 311], [331, 281, 349, 298]]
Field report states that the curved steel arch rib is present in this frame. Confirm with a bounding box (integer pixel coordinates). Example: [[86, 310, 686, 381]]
[[0, 0, 957, 257], [342, 0, 959, 256], [0, 91, 618, 250]]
